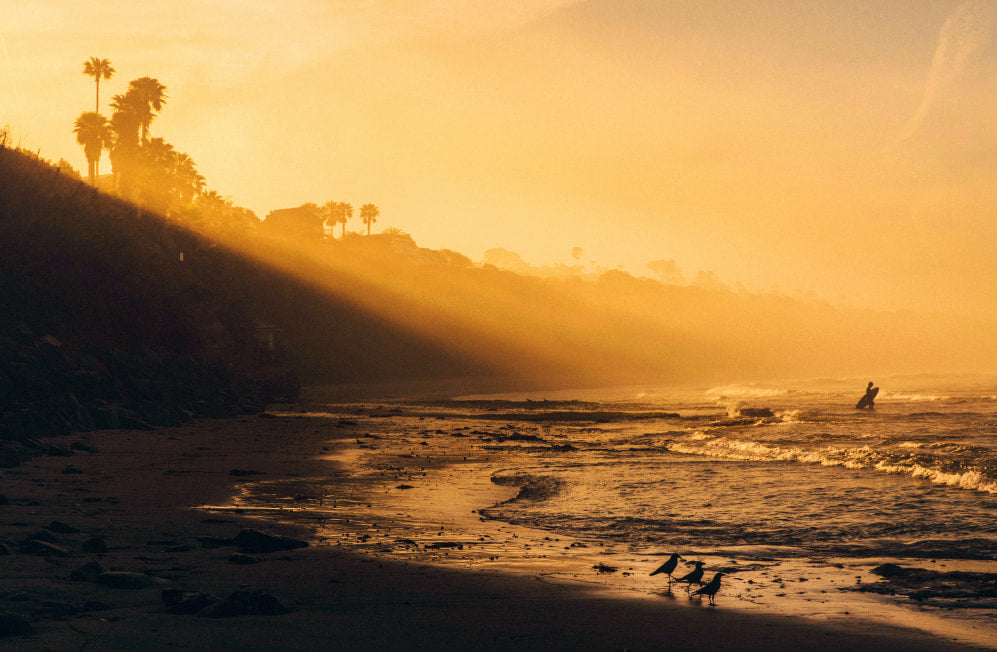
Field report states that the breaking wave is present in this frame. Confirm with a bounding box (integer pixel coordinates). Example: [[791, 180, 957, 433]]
[[666, 434, 997, 494]]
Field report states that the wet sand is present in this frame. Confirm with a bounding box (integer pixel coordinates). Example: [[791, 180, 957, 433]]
[[0, 410, 988, 650]]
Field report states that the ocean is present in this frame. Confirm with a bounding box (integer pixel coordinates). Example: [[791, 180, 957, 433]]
[[233, 373, 997, 646]]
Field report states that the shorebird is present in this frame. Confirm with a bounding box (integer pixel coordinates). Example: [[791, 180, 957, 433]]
[[692, 572, 725, 605], [649, 553, 683, 583], [674, 560, 705, 591]]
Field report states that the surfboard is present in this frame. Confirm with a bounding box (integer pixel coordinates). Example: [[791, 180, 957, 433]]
[[855, 387, 879, 409]]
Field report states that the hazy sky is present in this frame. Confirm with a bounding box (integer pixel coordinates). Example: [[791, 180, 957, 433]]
[[3, 1, 996, 318]]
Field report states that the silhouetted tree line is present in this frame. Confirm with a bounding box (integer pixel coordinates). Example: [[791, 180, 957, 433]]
[[75, 58, 259, 233]]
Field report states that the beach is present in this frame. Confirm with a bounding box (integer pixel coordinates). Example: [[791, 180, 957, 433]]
[[0, 396, 992, 651]]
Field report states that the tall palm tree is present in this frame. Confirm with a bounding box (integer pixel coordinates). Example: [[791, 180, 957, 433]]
[[322, 200, 340, 236], [338, 202, 353, 237], [73, 111, 111, 185], [360, 203, 379, 235], [82, 57, 114, 113], [108, 93, 144, 194], [127, 77, 167, 141]]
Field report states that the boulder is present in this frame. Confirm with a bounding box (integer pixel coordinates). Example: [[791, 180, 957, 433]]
[[20, 539, 68, 557], [199, 590, 287, 618], [80, 537, 107, 553], [232, 529, 307, 554], [70, 561, 105, 582]]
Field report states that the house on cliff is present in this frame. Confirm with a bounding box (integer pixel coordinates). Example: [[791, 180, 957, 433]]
[[261, 205, 325, 239]]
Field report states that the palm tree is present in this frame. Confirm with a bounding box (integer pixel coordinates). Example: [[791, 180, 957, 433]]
[[73, 111, 111, 185], [338, 202, 353, 237], [322, 200, 340, 236], [82, 57, 114, 113], [360, 203, 380, 235], [174, 153, 205, 204], [127, 77, 167, 141], [110, 91, 148, 143]]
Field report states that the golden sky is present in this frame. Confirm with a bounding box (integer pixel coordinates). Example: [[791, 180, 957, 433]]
[[3, 1, 996, 318]]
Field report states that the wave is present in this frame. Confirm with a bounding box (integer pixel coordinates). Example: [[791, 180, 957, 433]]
[[666, 434, 997, 494], [884, 392, 951, 402], [705, 384, 791, 400]]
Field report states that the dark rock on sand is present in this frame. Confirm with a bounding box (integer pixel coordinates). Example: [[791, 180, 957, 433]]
[[199, 590, 288, 618], [20, 539, 69, 557], [95, 571, 156, 589], [0, 612, 34, 637], [27, 529, 59, 543], [47, 520, 80, 534], [80, 536, 107, 553], [871, 563, 908, 578], [162, 589, 219, 614], [232, 529, 308, 554], [70, 561, 105, 582]]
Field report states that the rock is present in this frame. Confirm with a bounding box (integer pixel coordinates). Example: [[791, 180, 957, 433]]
[[61, 464, 83, 474], [231, 529, 307, 554], [0, 612, 34, 637], [95, 571, 156, 589], [47, 520, 80, 534], [871, 563, 909, 578], [0, 543, 11, 556], [70, 440, 98, 453], [28, 529, 58, 543], [199, 590, 287, 618], [228, 553, 261, 565], [20, 540, 68, 557], [70, 561, 104, 582], [162, 589, 219, 614], [738, 407, 775, 418], [80, 537, 107, 553]]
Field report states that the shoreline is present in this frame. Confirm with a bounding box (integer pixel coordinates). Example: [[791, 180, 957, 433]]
[[0, 411, 989, 650]]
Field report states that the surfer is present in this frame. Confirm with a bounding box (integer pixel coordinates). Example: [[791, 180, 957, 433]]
[[856, 381, 878, 409]]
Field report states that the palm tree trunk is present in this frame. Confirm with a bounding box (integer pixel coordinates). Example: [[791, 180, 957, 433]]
[[95, 78, 99, 112]]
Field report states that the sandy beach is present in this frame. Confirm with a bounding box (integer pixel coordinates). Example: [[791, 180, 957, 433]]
[[0, 406, 990, 651]]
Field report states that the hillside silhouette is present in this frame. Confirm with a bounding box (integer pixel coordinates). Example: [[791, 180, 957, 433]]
[[0, 144, 489, 446], [3, 141, 994, 448]]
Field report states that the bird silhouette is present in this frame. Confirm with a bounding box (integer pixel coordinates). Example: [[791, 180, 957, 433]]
[[692, 572, 725, 605], [674, 560, 705, 591], [649, 553, 682, 583]]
